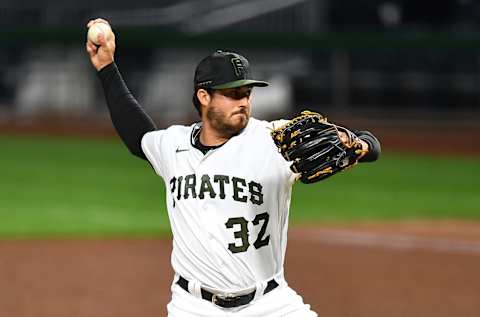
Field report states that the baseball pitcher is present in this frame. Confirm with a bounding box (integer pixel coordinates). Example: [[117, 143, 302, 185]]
[[86, 18, 381, 316]]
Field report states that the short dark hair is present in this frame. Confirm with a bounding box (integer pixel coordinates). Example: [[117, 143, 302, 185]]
[[192, 88, 212, 117]]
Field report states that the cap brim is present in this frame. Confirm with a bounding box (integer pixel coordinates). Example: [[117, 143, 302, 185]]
[[211, 79, 269, 89]]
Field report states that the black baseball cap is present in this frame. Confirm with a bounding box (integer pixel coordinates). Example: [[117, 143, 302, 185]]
[[194, 50, 269, 90]]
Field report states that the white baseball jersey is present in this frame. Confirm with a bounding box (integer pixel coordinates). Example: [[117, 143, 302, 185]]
[[141, 117, 297, 292]]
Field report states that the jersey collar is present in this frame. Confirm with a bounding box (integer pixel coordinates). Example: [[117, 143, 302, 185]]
[[190, 122, 224, 155], [190, 119, 253, 155]]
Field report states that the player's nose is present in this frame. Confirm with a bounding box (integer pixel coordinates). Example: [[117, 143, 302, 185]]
[[233, 103, 248, 115], [239, 96, 250, 107], [238, 103, 249, 113]]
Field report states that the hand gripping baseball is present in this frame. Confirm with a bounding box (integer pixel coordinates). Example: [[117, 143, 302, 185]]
[[85, 18, 116, 71], [271, 110, 368, 183]]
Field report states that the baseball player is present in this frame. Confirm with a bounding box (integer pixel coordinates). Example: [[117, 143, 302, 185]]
[[86, 18, 380, 316]]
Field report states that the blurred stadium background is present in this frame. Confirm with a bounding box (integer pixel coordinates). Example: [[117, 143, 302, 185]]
[[0, 1, 480, 317], [1, 0, 480, 126]]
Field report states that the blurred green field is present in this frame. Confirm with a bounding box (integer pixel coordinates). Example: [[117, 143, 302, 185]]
[[1, 134, 479, 239]]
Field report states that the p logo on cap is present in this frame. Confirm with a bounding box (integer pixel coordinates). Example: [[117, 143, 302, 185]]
[[231, 57, 246, 77]]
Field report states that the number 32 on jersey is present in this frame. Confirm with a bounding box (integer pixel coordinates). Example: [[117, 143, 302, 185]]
[[225, 212, 270, 253]]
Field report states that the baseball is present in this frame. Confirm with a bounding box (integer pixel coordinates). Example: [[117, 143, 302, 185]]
[[87, 22, 112, 45]]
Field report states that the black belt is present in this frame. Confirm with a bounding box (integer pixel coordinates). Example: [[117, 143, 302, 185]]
[[176, 276, 279, 308]]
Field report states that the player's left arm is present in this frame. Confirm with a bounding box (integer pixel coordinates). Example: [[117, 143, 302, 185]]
[[338, 129, 381, 162], [355, 130, 381, 162]]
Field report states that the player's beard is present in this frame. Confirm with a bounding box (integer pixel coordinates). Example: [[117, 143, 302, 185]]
[[206, 105, 249, 138]]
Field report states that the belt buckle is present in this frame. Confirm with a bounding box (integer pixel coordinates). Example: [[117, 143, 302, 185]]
[[212, 293, 239, 306]]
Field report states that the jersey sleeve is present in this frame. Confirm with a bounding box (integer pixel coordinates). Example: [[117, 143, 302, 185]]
[[141, 130, 167, 178]]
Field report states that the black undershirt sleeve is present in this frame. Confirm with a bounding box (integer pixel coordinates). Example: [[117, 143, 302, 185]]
[[356, 130, 381, 162], [97, 62, 157, 160]]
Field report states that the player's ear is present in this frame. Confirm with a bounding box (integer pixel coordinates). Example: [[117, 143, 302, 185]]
[[197, 89, 211, 106]]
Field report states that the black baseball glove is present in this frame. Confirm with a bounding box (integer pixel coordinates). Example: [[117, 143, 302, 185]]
[[271, 110, 367, 184]]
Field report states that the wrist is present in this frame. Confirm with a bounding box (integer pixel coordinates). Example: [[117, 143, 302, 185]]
[[97, 61, 114, 72]]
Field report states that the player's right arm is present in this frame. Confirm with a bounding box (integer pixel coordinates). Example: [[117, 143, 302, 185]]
[[85, 18, 156, 160]]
